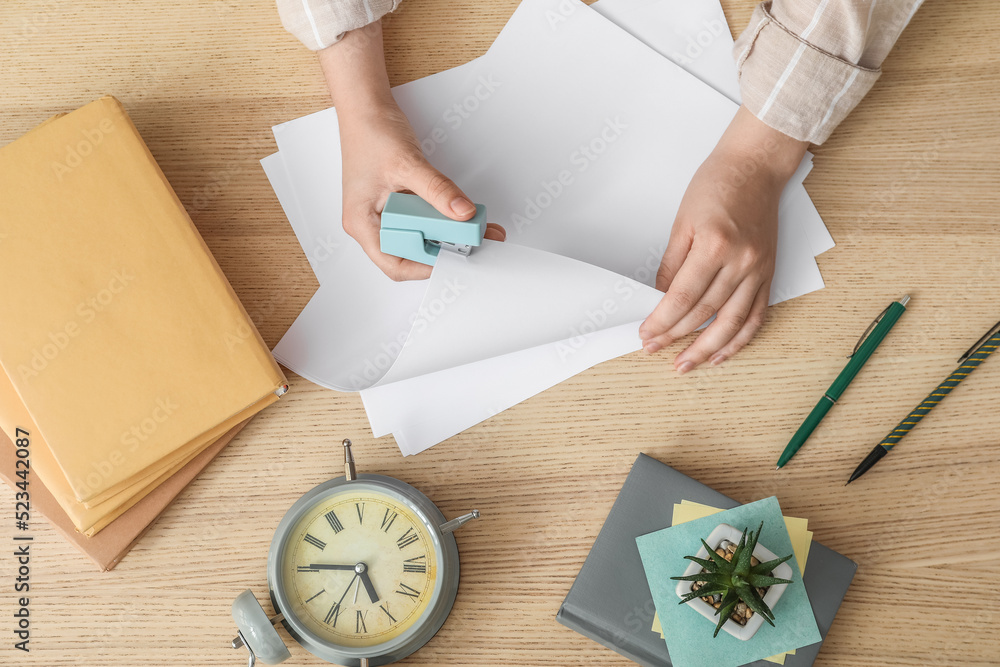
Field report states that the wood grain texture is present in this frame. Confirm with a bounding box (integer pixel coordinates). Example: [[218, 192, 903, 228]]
[[1, 0, 998, 665]]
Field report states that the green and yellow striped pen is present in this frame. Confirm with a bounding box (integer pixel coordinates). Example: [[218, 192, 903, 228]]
[[847, 319, 1000, 484]]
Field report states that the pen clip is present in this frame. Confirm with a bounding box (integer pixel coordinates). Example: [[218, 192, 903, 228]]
[[958, 319, 1000, 364], [850, 304, 891, 358]]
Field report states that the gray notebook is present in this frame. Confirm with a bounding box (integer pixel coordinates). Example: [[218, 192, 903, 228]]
[[557, 453, 856, 666]]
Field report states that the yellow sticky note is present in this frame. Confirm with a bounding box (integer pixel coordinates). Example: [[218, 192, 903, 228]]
[[765, 650, 788, 664]]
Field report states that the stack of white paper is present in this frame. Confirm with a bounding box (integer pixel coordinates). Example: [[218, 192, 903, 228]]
[[262, 0, 834, 455]]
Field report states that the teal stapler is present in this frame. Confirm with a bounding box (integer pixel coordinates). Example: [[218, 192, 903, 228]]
[[380, 192, 488, 266]]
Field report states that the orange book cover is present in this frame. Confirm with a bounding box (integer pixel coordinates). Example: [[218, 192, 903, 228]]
[[0, 96, 287, 513], [0, 419, 250, 571]]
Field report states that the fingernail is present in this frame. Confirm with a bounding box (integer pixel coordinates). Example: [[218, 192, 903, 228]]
[[450, 197, 475, 217], [709, 354, 726, 366], [644, 342, 661, 354], [676, 361, 694, 375]]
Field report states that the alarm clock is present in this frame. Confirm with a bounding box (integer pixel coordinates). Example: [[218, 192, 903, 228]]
[[231, 439, 479, 667]]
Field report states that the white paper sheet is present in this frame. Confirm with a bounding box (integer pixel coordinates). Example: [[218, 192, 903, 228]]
[[269, 0, 831, 273], [362, 321, 650, 455], [265, 0, 834, 454], [588, 0, 740, 101], [263, 151, 665, 449], [591, 0, 835, 257], [381, 242, 664, 383]]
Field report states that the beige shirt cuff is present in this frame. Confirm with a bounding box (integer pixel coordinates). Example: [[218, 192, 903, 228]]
[[733, 3, 881, 144], [277, 0, 401, 50]]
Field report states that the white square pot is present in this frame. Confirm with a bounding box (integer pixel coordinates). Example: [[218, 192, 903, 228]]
[[673, 523, 794, 641]]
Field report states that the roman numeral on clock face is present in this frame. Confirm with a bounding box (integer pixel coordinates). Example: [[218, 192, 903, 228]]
[[356, 502, 365, 524], [403, 555, 427, 573], [396, 527, 419, 550], [395, 582, 421, 600], [356, 610, 368, 634], [324, 602, 342, 626], [303, 533, 326, 550], [381, 508, 398, 532], [380, 603, 397, 624], [325, 510, 344, 533]]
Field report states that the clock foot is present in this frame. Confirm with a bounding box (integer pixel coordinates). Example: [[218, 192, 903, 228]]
[[231, 590, 291, 665]]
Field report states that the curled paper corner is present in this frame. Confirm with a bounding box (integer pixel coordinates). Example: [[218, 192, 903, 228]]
[[273, 240, 664, 394]]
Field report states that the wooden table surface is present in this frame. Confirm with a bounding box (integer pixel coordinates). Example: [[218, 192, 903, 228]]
[[2, 0, 999, 665]]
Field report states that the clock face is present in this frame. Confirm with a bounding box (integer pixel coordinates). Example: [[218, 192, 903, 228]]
[[278, 487, 439, 649]]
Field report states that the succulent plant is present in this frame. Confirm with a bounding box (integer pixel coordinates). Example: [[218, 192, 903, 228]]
[[671, 522, 793, 638]]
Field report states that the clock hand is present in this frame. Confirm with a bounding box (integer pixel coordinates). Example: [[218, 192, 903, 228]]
[[334, 573, 359, 609], [358, 568, 379, 604], [316, 563, 378, 604], [352, 576, 361, 605], [305, 563, 358, 571]]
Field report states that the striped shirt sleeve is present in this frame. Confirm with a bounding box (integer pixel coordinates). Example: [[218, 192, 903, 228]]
[[276, 0, 401, 50], [733, 0, 924, 144]]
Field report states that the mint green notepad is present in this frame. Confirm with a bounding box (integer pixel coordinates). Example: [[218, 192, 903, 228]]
[[636, 497, 821, 667]]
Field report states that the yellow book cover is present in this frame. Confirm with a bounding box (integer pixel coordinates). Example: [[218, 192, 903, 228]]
[[0, 96, 286, 505], [0, 367, 218, 536]]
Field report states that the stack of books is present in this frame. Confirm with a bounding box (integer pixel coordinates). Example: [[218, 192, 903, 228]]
[[0, 97, 287, 570], [557, 454, 856, 666]]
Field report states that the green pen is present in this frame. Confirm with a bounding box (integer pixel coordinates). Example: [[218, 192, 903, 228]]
[[775, 295, 910, 469]]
